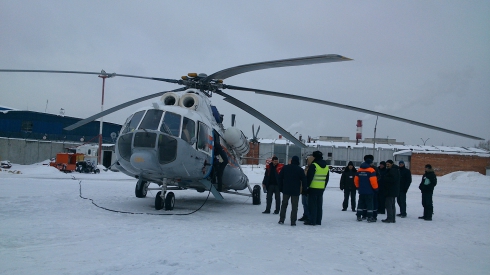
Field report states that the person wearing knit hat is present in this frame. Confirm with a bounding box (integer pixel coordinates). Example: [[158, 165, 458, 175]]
[[262, 156, 284, 214], [396, 160, 412, 218], [418, 164, 437, 221], [354, 155, 379, 223], [340, 161, 357, 212], [304, 151, 330, 225], [277, 156, 307, 226], [377, 161, 388, 215]]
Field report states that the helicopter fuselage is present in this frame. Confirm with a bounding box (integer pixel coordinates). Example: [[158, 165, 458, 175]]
[[114, 89, 249, 192]]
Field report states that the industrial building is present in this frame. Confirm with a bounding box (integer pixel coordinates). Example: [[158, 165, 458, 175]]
[[0, 108, 121, 166], [244, 137, 490, 176], [0, 108, 121, 143]]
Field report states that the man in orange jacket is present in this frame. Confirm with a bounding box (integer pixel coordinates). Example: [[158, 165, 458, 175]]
[[354, 155, 379, 223]]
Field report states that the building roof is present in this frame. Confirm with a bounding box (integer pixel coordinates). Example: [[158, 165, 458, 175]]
[[257, 138, 489, 156], [0, 105, 16, 112]]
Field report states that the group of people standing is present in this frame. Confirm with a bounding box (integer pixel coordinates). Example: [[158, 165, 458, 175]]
[[261, 152, 437, 226], [341, 154, 437, 223], [262, 151, 329, 226]]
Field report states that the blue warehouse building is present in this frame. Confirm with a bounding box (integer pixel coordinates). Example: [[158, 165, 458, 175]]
[[0, 109, 122, 143]]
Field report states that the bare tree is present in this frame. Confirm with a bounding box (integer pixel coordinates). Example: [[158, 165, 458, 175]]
[[475, 140, 490, 151]]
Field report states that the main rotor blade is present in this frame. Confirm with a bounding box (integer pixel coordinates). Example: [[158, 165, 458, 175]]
[[64, 87, 187, 131], [204, 54, 352, 82], [224, 85, 484, 140], [214, 90, 306, 148], [0, 69, 180, 84]]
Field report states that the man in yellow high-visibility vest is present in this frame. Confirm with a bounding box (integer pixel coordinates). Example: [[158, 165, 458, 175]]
[[304, 151, 330, 226]]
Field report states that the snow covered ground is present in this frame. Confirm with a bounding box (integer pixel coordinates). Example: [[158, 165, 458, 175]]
[[1, 162, 489, 274]]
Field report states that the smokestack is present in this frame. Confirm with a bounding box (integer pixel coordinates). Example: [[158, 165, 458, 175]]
[[356, 120, 362, 145], [231, 114, 236, 127]]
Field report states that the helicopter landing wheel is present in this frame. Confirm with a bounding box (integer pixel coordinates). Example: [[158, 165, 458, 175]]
[[252, 185, 261, 205], [165, 192, 175, 211], [155, 191, 164, 210], [135, 179, 149, 198]]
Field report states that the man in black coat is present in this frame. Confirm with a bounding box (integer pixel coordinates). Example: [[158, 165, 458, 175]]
[[278, 156, 307, 226], [262, 156, 284, 214], [377, 161, 387, 214], [396, 160, 412, 218], [419, 164, 437, 221], [340, 161, 357, 212], [382, 160, 400, 223]]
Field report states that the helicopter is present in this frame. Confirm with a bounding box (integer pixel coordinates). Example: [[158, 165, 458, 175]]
[[1, 54, 483, 211]]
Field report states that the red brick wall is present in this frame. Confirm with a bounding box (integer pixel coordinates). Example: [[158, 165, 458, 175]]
[[244, 143, 260, 165], [410, 153, 490, 176]]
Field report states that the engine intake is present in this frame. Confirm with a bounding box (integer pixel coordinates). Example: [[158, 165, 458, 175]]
[[179, 93, 199, 109], [160, 93, 180, 106]]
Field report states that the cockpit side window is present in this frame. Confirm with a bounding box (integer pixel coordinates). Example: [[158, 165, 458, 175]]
[[181, 117, 195, 143], [121, 110, 145, 134], [160, 112, 181, 137], [138, 109, 163, 130], [197, 122, 211, 153]]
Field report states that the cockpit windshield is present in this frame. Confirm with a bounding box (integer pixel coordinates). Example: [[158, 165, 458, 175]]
[[138, 109, 163, 130], [121, 110, 145, 134], [160, 112, 181, 137]]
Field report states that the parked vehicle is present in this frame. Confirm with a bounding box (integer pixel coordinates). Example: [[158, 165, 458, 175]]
[[75, 160, 100, 174], [1, 160, 12, 169], [49, 153, 84, 173]]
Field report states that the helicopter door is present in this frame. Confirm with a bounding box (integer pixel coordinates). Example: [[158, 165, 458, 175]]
[[197, 122, 212, 154]]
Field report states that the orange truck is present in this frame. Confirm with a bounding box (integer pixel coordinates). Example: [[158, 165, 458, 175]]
[[50, 153, 84, 172]]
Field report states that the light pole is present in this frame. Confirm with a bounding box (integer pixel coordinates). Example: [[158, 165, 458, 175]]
[[372, 116, 378, 156], [97, 70, 115, 165], [421, 138, 430, 146]]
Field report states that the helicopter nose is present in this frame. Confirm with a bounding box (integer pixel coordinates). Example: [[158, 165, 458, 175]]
[[130, 149, 161, 171], [129, 132, 178, 171]]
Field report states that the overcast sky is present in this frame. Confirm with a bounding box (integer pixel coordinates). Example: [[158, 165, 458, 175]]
[[1, 1, 489, 147]]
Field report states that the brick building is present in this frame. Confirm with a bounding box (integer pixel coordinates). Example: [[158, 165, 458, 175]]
[[396, 151, 490, 176], [244, 138, 490, 176]]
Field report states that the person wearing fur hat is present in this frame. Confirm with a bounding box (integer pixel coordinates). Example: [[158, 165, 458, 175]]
[[354, 155, 379, 223], [304, 151, 330, 225], [418, 164, 437, 221], [383, 160, 400, 223], [277, 156, 307, 226], [340, 161, 357, 212], [396, 160, 412, 218]]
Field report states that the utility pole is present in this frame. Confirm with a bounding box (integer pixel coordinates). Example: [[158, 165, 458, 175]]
[[97, 70, 114, 165], [372, 116, 378, 156]]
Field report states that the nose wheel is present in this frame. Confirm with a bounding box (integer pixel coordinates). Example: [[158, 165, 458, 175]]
[[154, 179, 175, 210], [135, 179, 149, 198], [164, 192, 175, 210]]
